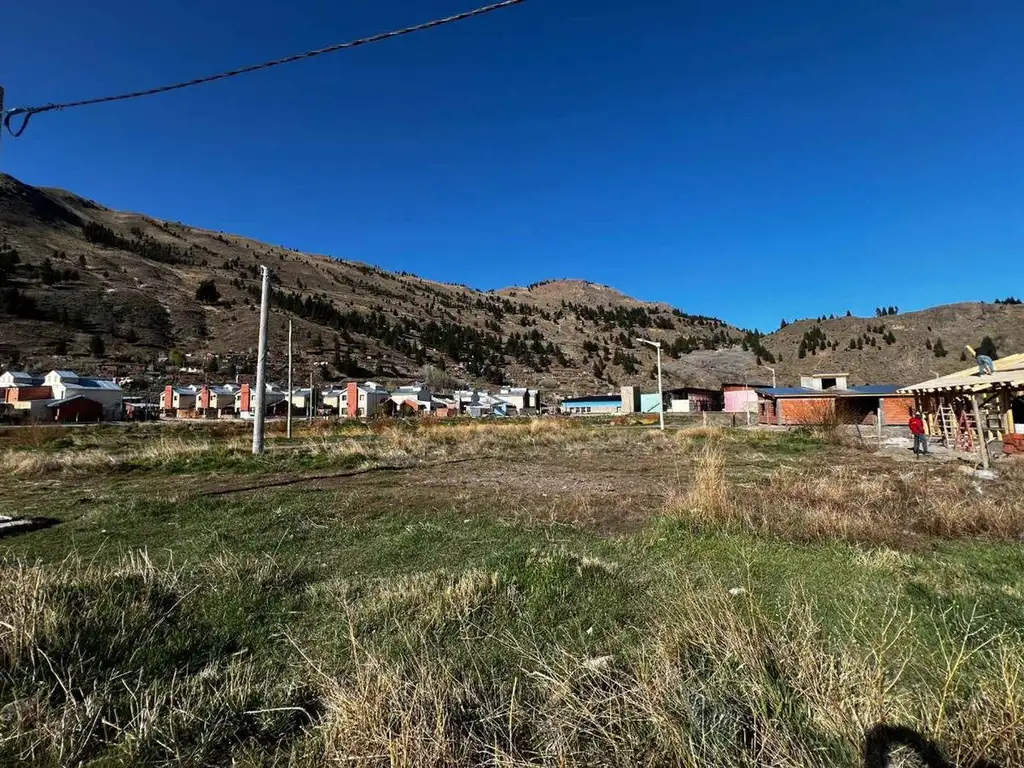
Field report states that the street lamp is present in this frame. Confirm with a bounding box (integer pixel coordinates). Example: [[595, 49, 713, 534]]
[[760, 363, 777, 388], [636, 338, 665, 431]]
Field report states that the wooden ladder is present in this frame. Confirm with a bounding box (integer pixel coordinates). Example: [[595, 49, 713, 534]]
[[937, 405, 958, 447], [956, 409, 976, 452]]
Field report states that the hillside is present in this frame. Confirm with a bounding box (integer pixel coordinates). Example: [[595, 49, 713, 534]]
[[0, 174, 756, 394], [762, 303, 1024, 386], [2, 173, 1021, 394]]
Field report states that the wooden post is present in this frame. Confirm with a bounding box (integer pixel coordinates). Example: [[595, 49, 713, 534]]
[[971, 393, 989, 470], [877, 397, 883, 449]]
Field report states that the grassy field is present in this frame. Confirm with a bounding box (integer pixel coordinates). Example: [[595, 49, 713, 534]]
[[1, 420, 1022, 767]]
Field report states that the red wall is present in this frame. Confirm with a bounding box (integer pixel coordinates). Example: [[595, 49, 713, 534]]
[[779, 397, 834, 425], [240, 383, 251, 414], [882, 396, 915, 426], [347, 382, 359, 418], [51, 398, 103, 422], [6, 386, 52, 403]]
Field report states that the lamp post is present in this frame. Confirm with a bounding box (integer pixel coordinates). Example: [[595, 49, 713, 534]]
[[636, 338, 664, 431], [760, 363, 777, 388]]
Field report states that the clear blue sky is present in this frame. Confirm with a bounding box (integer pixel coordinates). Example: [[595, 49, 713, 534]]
[[3, 0, 1023, 330]]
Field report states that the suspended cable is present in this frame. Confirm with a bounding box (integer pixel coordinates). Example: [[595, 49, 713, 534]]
[[1, 0, 524, 138]]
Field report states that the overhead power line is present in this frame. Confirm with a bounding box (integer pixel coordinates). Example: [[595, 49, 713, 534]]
[[1, 0, 524, 138]]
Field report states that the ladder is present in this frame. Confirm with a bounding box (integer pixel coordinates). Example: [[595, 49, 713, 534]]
[[956, 409, 976, 452], [937, 405, 958, 447]]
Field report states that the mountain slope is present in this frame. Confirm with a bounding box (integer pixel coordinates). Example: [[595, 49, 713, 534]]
[[3, 173, 1021, 393], [0, 174, 755, 393], [760, 303, 1024, 386]]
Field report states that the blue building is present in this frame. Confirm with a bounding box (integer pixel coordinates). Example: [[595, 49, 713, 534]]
[[560, 395, 622, 415]]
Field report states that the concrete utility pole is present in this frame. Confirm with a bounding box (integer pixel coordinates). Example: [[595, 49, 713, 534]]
[[761, 363, 777, 388], [252, 265, 271, 455], [308, 369, 314, 421], [636, 338, 665, 431], [286, 319, 293, 439]]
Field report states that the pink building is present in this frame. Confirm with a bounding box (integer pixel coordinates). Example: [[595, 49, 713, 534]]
[[722, 383, 767, 413]]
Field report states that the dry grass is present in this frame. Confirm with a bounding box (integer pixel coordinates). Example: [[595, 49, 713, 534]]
[[0, 448, 121, 476], [666, 445, 1024, 545], [2, 554, 1020, 766]]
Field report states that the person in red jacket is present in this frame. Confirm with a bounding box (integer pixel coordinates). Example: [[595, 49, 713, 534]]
[[909, 412, 929, 457]]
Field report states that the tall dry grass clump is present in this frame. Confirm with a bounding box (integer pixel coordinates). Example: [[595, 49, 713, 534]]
[[665, 440, 736, 527]]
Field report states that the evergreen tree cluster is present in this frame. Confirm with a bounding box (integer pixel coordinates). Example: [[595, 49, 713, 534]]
[[82, 222, 195, 266], [797, 326, 829, 358]]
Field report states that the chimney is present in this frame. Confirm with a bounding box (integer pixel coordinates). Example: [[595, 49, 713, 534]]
[[347, 381, 359, 418], [240, 383, 251, 414], [163, 385, 173, 410], [199, 385, 210, 410]]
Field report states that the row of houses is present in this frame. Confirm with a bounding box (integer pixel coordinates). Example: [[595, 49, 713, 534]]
[[560, 374, 919, 428], [0, 370, 124, 422], [159, 381, 543, 419]]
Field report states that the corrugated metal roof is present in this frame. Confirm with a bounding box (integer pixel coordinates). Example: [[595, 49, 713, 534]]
[[846, 385, 903, 395], [47, 395, 98, 407], [756, 387, 815, 397], [562, 395, 622, 404], [76, 379, 122, 391], [758, 385, 903, 397]]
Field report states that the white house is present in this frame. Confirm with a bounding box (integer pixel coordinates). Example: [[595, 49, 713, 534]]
[[44, 370, 123, 419], [496, 387, 540, 411], [391, 383, 435, 414], [0, 371, 43, 389], [161, 386, 198, 412], [342, 381, 391, 417]]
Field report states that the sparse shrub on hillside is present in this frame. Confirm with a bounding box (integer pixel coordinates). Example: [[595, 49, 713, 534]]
[[89, 334, 105, 356], [195, 279, 220, 304]]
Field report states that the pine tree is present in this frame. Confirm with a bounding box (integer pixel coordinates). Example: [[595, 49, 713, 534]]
[[978, 336, 998, 359], [89, 334, 105, 356], [195, 280, 220, 304]]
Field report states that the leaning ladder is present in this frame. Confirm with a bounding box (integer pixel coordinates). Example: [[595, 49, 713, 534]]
[[956, 409, 976, 452], [937, 405, 957, 447]]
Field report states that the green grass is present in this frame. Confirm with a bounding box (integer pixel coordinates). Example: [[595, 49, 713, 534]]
[[1, 424, 1022, 765]]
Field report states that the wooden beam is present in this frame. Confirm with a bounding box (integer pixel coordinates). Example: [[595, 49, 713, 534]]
[[971, 393, 989, 470]]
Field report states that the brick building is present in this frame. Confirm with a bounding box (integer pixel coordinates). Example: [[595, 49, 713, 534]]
[[757, 373, 913, 426]]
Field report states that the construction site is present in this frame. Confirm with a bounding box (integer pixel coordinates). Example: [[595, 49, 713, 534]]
[[901, 352, 1024, 467]]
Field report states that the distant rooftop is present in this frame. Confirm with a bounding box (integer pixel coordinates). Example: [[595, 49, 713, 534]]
[[757, 385, 902, 398], [562, 394, 622, 404]]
